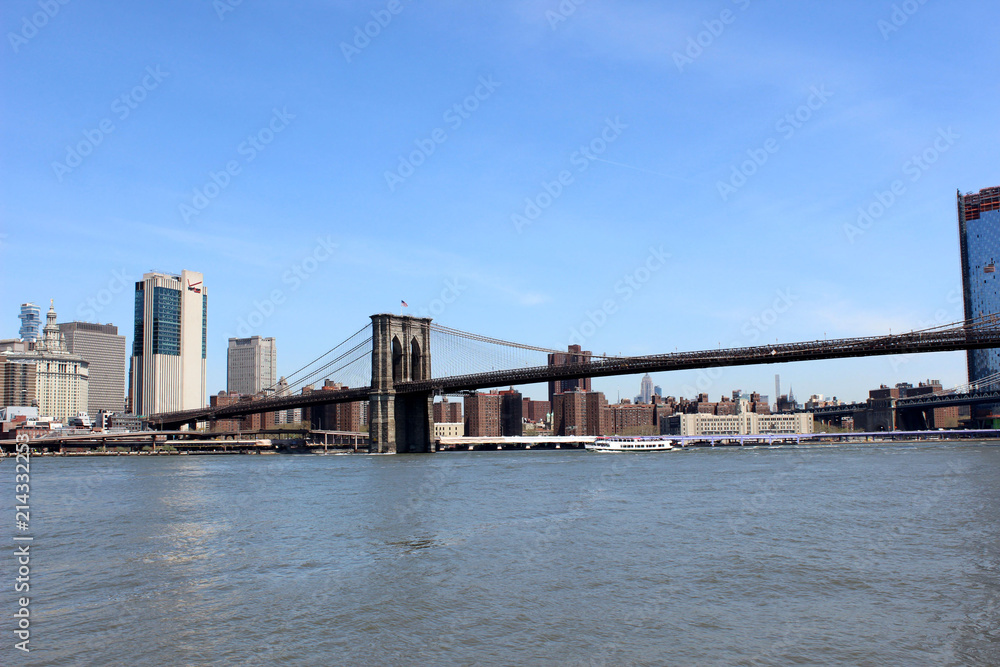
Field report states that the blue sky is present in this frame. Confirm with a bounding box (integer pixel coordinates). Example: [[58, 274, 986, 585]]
[[2, 0, 998, 404]]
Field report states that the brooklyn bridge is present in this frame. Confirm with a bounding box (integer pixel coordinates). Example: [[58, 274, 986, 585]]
[[145, 312, 1000, 452]]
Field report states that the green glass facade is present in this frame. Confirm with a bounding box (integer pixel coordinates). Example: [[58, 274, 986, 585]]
[[151, 286, 182, 356]]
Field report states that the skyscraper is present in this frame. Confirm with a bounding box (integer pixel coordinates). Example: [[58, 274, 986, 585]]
[[18, 303, 40, 342], [129, 270, 207, 416], [958, 186, 1000, 420], [640, 374, 654, 404], [58, 322, 127, 414], [227, 336, 277, 395]]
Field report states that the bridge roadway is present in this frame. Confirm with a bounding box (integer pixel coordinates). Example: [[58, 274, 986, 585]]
[[806, 389, 1000, 418], [150, 325, 1000, 428], [402, 327, 1000, 395]]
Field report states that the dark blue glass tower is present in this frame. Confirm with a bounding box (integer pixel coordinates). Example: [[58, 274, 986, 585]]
[[958, 186, 1000, 418]]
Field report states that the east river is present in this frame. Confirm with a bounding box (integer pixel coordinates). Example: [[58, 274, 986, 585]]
[[2, 442, 998, 665]]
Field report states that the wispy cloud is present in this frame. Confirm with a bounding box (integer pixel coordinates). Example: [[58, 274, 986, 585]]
[[129, 221, 284, 269]]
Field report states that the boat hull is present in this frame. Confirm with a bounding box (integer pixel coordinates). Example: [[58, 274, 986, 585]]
[[585, 437, 676, 452]]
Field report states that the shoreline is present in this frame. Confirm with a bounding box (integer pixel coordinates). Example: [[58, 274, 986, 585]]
[[5, 435, 1000, 457]]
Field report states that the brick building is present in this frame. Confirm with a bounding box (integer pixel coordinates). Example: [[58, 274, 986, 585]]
[[305, 381, 366, 432], [464, 389, 522, 437], [433, 397, 463, 423], [552, 390, 607, 436], [210, 391, 276, 432], [522, 398, 551, 423], [547, 345, 592, 404]]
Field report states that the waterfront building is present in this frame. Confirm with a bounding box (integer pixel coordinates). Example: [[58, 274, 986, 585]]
[[547, 345, 592, 404], [129, 270, 207, 416], [900, 380, 962, 429], [958, 185, 1000, 420], [434, 422, 464, 439], [464, 389, 523, 437], [664, 400, 813, 437], [639, 374, 654, 404], [303, 381, 365, 432], [499, 389, 523, 437], [605, 399, 657, 435], [465, 392, 501, 437], [1, 302, 88, 421], [18, 303, 41, 342], [335, 397, 364, 433], [58, 322, 127, 414], [552, 389, 607, 436], [859, 381, 962, 431], [601, 397, 678, 435], [210, 391, 276, 432], [227, 336, 277, 396], [94, 410, 144, 432]]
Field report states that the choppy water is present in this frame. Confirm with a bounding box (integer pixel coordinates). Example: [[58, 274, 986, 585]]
[[2, 442, 999, 666]]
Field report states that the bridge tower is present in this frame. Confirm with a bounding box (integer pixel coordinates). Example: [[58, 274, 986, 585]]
[[369, 314, 434, 453]]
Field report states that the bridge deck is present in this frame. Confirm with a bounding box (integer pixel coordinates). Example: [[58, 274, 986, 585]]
[[149, 325, 1000, 428]]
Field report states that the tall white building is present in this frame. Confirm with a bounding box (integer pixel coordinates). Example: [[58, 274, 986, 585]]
[[227, 336, 277, 396], [129, 270, 207, 416], [640, 374, 654, 404]]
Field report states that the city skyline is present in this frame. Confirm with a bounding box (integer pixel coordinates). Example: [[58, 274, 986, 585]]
[[3, 4, 998, 664], [0, 267, 992, 409], [3, 1, 998, 406]]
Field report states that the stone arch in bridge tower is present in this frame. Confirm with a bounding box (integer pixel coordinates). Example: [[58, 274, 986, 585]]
[[370, 314, 434, 453], [411, 337, 423, 382], [392, 336, 403, 384]]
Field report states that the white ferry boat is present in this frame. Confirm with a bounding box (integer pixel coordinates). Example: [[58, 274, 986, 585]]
[[585, 436, 677, 452]]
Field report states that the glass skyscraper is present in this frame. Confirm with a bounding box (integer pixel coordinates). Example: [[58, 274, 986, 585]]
[[958, 186, 1000, 418], [18, 303, 41, 342]]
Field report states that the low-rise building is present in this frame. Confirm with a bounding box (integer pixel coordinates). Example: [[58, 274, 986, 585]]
[[664, 399, 813, 436], [434, 422, 464, 439]]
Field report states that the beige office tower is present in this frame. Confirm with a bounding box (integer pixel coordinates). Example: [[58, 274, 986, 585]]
[[129, 270, 207, 416], [227, 336, 277, 396], [58, 322, 127, 414]]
